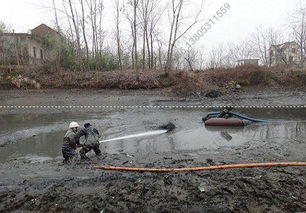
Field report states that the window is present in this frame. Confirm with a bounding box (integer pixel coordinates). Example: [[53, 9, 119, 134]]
[[40, 49, 43, 60], [33, 47, 36, 58], [292, 48, 296, 53]]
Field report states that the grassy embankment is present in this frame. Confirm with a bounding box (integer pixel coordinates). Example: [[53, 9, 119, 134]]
[[0, 65, 305, 94]]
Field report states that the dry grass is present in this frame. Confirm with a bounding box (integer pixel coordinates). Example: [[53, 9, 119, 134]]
[[0, 65, 306, 93]]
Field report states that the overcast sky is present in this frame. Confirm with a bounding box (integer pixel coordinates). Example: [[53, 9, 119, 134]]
[[0, 0, 304, 51]]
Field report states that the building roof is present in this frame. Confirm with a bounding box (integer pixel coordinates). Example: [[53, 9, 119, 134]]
[[0, 24, 59, 43], [270, 41, 299, 50], [31, 24, 60, 36]]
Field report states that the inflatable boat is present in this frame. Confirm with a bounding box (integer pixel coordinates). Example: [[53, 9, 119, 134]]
[[204, 117, 246, 126], [203, 111, 267, 127]]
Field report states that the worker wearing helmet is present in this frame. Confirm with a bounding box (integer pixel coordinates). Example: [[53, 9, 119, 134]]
[[79, 123, 102, 160], [62, 122, 82, 163]]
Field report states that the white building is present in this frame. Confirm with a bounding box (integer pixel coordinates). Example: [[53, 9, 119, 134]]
[[269, 42, 301, 66]]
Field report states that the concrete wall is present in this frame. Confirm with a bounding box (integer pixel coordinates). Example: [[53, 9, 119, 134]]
[[31, 24, 62, 63], [0, 34, 21, 65], [0, 33, 45, 65], [27, 38, 45, 65], [237, 59, 259, 66]]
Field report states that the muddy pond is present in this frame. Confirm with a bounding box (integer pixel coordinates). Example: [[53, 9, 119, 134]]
[[1, 90, 306, 212], [0, 108, 305, 163]]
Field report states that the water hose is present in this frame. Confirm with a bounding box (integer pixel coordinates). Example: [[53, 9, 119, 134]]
[[229, 112, 267, 123], [99, 130, 167, 143], [206, 112, 267, 123], [99, 122, 175, 144], [91, 162, 306, 173]]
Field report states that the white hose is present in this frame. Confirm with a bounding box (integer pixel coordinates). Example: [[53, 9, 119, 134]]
[[99, 130, 167, 143]]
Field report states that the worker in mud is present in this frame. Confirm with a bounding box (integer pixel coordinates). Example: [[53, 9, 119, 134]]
[[62, 122, 82, 163], [79, 123, 102, 160]]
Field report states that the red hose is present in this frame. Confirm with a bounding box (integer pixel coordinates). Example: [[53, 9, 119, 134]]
[[91, 162, 306, 173]]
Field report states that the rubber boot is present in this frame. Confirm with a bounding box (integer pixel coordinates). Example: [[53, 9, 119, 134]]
[[79, 148, 90, 161]]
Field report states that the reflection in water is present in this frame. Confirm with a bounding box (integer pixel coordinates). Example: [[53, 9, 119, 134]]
[[0, 131, 64, 162], [221, 131, 233, 141], [0, 121, 305, 163], [242, 122, 306, 140], [0, 109, 305, 163]]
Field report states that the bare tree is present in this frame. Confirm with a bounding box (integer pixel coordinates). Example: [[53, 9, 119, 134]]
[[138, 0, 164, 70], [124, 6, 135, 68], [79, 0, 89, 61], [97, 0, 105, 56], [184, 55, 194, 72], [183, 48, 199, 71], [148, 1, 164, 69], [207, 45, 225, 69], [68, 0, 81, 52], [86, 0, 97, 58], [250, 28, 269, 66], [48, 0, 206, 72], [250, 27, 283, 66], [133, 0, 139, 79], [114, 0, 123, 70], [291, 6, 306, 65], [84, 0, 106, 69], [198, 50, 206, 70], [164, 0, 204, 74], [138, 0, 149, 71], [62, 0, 75, 42], [155, 33, 165, 70], [227, 41, 253, 66], [52, 0, 60, 32], [60, 0, 83, 69]]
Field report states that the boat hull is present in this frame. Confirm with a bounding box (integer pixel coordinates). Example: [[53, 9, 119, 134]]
[[204, 118, 245, 127]]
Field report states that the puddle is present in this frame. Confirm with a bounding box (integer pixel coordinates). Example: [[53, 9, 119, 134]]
[[0, 108, 305, 163]]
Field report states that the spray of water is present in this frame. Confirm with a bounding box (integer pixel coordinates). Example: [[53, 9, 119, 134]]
[[99, 130, 167, 143]]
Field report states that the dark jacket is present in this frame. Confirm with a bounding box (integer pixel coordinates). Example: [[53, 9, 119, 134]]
[[81, 126, 101, 146], [63, 129, 83, 149]]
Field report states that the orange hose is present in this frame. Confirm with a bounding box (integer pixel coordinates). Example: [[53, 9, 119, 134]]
[[91, 162, 306, 173]]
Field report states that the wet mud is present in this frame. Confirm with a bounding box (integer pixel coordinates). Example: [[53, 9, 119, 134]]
[[0, 89, 306, 212]]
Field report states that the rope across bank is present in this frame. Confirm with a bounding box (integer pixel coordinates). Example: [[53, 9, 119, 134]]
[[91, 162, 306, 173]]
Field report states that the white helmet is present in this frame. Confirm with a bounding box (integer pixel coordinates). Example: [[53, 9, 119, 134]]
[[69, 122, 80, 129]]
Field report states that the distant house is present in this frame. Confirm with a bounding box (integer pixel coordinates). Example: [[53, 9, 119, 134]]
[[236, 59, 259, 66], [269, 42, 300, 66], [31, 24, 60, 38], [0, 24, 61, 65]]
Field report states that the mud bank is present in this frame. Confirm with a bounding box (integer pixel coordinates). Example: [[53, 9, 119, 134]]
[[0, 90, 306, 212], [0, 88, 305, 111], [1, 66, 306, 95], [0, 150, 306, 213]]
